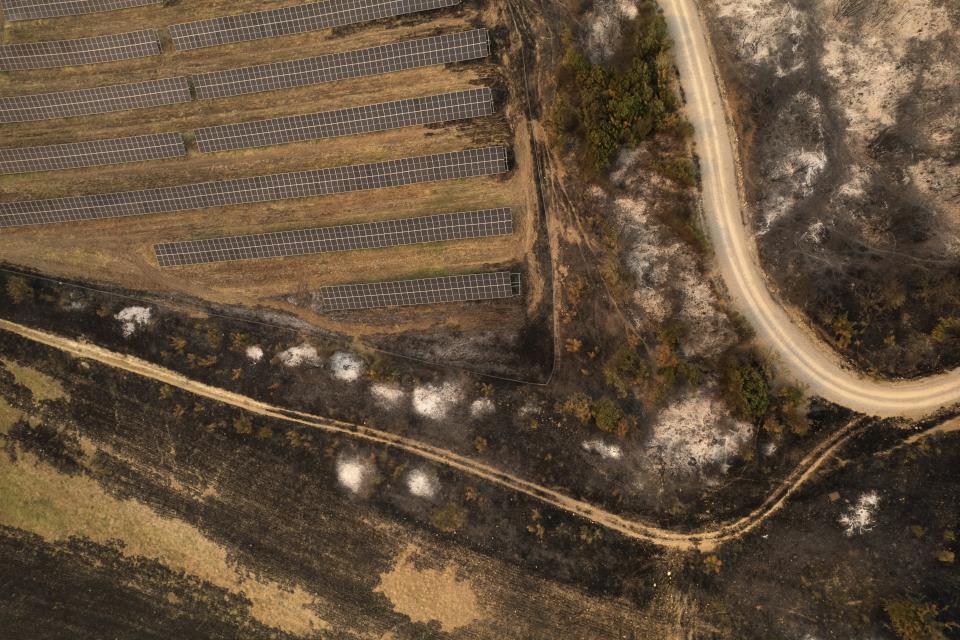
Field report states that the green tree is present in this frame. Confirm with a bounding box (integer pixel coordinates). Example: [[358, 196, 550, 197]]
[[725, 360, 769, 422], [593, 397, 625, 433]]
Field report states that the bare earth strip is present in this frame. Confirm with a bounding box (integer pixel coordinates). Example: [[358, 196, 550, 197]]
[[0, 318, 893, 551], [659, 0, 960, 418]]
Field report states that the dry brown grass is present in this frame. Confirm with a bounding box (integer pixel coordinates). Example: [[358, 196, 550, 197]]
[[375, 544, 482, 632], [0, 4, 536, 333], [0, 357, 68, 403], [0, 448, 327, 636]]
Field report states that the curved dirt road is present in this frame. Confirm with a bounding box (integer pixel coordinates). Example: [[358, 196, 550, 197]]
[[659, 0, 960, 418], [0, 318, 874, 551]]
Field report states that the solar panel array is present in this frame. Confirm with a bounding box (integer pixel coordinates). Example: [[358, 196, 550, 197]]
[[0, 146, 509, 228], [1, 0, 161, 21], [0, 30, 160, 71], [316, 271, 520, 310], [170, 0, 461, 51], [194, 87, 494, 153], [191, 29, 489, 100], [153, 208, 512, 267], [0, 133, 185, 175], [0, 77, 191, 124]]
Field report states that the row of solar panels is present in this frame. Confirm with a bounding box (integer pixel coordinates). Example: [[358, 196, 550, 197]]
[[0, 88, 493, 174], [0, 29, 489, 123], [0, 29, 160, 70], [0, 0, 158, 21], [156, 208, 519, 310], [154, 208, 513, 266], [0, 0, 461, 65], [0, 146, 509, 227], [315, 271, 521, 311]]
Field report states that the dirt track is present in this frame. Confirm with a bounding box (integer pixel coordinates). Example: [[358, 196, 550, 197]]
[[659, 0, 960, 418], [0, 317, 893, 551]]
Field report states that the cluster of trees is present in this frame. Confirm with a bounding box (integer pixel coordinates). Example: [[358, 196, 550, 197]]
[[549, 1, 681, 174]]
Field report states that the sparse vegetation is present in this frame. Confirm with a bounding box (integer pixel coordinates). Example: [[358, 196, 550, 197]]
[[884, 598, 956, 640], [429, 503, 467, 534], [5, 276, 33, 304], [602, 344, 648, 398]]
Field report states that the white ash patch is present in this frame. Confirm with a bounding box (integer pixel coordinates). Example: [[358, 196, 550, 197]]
[[114, 306, 152, 337], [616, 196, 737, 357], [277, 344, 322, 368], [835, 165, 870, 201], [330, 351, 365, 382], [336, 457, 374, 494], [406, 468, 439, 499], [412, 382, 462, 420], [758, 92, 827, 231], [469, 398, 495, 418], [839, 491, 880, 536], [800, 220, 827, 246], [714, 0, 808, 71], [581, 440, 623, 460], [820, 0, 952, 143], [370, 383, 405, 408], [516, 400, 541, 417], [762, 441, 778, 457], [645, 391, 753, 477], [245, 346, 264, 363], [584, 0, 639, 63]]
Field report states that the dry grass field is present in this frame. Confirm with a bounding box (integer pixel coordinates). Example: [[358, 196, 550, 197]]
[[0, 1, 538, 334]]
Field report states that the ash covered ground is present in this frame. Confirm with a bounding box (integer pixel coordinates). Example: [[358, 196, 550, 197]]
[[703, 0, 960, 376]]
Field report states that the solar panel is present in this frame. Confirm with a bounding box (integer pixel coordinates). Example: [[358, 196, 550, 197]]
[[1, 0, 161, 21], [194, 88, 494, 153], [0, 30, 161, 71], [316, 271, 521, 310], [191, 29, 489, 100], [154, 208, 513, 267], [0, 146, 509, 228], [0, 77, 191, 123], [0, 132, 185, 175], [170, 0, 462, 51]]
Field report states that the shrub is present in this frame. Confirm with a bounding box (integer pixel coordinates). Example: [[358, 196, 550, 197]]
[[602, 345, 648, 397], [831, 313, 855, 349], [724, 359, 770, 423], [884, 598, 956, 640], [5, 276, 32, 304], [655, 156, 698, 187], [558, 392, 593, 423], [430, 503, 467, 534], [593, 397, 625, 433], [931, 316, 960, 345]]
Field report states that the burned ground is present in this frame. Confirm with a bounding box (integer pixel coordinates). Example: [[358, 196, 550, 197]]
[[1, 0, 958, 636], [702, 0, 960, 377], [1, 319, 958, 639]]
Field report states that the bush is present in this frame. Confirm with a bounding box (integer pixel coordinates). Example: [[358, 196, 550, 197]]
[[931, 316, 960, 345], [602, 345, 648, 397], [430, 503, 467, 534], [558, 392, 593, 423], [656, 156, 698, 188], [724, 359, 770, 423], [5, 276, 32, 304], [593, 397, 625, 433], [884, 598, 956, 640]]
